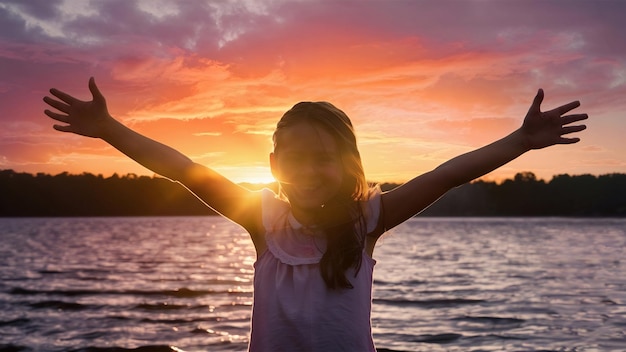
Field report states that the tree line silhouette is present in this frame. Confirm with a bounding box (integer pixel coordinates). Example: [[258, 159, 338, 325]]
[[1, 169, 625, 217]]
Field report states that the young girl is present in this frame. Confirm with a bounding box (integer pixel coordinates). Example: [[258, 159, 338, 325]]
[[43, 77, 587, 351]]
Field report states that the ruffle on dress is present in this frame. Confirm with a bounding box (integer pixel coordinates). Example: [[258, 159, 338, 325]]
[[260, 187, 381, 266]]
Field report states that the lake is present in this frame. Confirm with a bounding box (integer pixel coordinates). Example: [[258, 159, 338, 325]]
[[1, 217, 625, 351]]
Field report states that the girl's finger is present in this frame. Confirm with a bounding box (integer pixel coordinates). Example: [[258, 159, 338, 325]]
[[528, 89, 544, 114], [44, 109, 69, 123], [53, 124, 73, 133], [88, 77, 105, 103], [557, 136, 581, 144], [561, 125, 586, 135], [561, 113, 588, 125], [49, 88, 80, 105], [548, 100, 581, 116], [43, 97, 71, 114]]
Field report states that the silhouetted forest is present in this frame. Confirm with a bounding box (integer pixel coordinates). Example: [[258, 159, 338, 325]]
[[1, 169, 625, 217]]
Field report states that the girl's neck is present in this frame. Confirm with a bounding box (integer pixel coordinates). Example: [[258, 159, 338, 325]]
[[291, 206, 322, 228], [291, 199, 357, 230]]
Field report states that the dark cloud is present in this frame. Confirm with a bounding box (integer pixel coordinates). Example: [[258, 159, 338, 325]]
[[5, 1, 625, 65], [2, 0, 62, 20], [0, 4, 44, 43]]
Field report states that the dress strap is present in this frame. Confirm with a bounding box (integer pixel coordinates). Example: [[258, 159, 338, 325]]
[[365, 185, 386, 239]]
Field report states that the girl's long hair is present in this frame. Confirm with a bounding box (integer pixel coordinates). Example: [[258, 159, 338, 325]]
[[273, 101, 369, 289]]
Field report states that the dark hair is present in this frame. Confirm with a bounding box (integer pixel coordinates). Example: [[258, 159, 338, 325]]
[[273, 101, 369, 289]]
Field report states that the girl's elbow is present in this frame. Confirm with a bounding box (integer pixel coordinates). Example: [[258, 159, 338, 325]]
[[176, 162, 205, 183], [431, 166, 467, 190]]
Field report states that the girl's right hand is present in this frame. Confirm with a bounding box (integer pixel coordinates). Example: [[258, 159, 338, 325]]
[[44, 77, 113, 138]]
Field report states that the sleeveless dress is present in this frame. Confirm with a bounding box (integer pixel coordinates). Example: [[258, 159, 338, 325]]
[[248, 187, 382, 352]]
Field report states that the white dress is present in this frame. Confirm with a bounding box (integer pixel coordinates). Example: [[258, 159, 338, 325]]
[[248, 188, 381, 352]]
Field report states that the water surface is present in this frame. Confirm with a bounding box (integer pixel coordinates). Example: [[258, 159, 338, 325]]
[[1, 217, 624, 351]]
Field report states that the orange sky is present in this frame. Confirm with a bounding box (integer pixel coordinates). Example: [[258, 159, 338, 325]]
[[1, 1, 625, 184]]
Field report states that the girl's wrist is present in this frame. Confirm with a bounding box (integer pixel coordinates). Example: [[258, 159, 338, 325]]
[[99, 115, 122, 141], [512, 128, 533, 153]]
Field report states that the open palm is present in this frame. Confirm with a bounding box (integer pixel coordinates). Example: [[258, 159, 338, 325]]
[[43, 77, 112, 138], [522, 89, 588, 150]]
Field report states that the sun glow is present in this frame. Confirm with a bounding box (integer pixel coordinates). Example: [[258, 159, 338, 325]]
[[218, 166, 276, 185]]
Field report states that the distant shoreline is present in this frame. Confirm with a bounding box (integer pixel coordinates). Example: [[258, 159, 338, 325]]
[[1, 170, 625, 217]]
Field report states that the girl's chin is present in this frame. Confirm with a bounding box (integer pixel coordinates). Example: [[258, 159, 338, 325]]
[[284, 189, 327, 207], [290, 198, 326, 210]]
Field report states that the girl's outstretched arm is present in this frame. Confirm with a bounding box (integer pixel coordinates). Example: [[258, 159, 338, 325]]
[[379, 89, 588, 231], [43, 78, 263, 245]]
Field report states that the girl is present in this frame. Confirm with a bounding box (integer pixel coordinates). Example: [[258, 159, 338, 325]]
[[43, 77, 587, 351]]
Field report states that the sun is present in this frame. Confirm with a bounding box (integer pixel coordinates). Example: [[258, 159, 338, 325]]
[[242, 174, 276, 185], [225, 166, 276, 185]]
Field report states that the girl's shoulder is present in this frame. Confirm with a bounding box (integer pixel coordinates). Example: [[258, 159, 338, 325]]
[[260, 188, 289, 209], [362, 185, 382, 231], [260, 188, 290, 229]]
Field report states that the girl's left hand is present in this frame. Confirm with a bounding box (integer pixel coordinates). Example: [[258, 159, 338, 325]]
[[521, 89, 588, 150]]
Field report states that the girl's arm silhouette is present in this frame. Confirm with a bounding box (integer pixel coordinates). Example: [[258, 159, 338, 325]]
[[380, 89, 588, 231], [44, 78, 264, 249]]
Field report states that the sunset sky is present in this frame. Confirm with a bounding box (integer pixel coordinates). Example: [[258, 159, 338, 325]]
[[1, 0, 624, 184]]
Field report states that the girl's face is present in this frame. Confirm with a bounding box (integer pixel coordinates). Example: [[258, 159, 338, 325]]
[[271, 122, 344, 217]]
